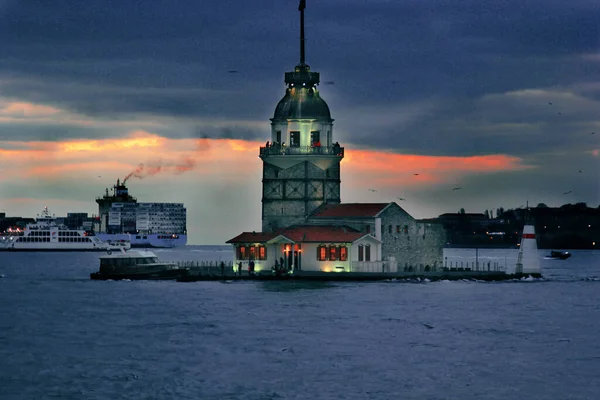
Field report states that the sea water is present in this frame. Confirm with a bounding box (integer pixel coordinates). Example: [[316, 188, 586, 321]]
[[0, 247, 599, 399]]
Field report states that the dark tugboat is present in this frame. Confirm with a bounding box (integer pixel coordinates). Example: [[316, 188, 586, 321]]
[[548, 250, 571, 260], [91, 249, 187, 280]]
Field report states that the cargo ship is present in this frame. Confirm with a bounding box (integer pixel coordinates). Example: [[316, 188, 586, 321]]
[[95, 179, 187, 248]]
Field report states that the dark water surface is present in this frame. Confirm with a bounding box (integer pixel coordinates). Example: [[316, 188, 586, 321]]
[[1, 248, 599, 399]]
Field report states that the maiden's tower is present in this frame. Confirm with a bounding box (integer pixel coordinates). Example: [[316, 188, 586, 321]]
[[227, 1, 445, 274], [260, 0, 343, 233]]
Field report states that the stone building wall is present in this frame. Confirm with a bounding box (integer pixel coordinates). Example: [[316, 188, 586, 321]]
[[378, 205, 445, 268], [305, 203, 447, 268], [262, 160, 341, 232]]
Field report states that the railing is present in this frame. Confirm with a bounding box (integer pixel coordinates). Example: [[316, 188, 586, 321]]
[[259, 145, 344, 157], [174, 260, 234, 276], [350, 261, 388, 273]]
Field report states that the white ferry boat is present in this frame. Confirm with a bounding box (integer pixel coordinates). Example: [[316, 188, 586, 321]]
[[95, 179, 187, 248], [0, 207, 130, 252]]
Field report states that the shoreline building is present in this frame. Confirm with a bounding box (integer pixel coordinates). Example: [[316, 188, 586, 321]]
[[227, 1, 445, 273]]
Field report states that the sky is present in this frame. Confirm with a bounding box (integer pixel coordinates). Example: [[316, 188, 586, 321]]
[[0, 0, 599, 244]]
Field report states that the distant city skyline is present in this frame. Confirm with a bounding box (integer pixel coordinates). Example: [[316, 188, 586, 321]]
[[1, 0, 599, 244]]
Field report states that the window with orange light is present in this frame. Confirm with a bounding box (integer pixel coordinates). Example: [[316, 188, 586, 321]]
[[339, 246, 348, 261], [329, 245, 337, 261], [249, 246, 256, 260], [237, 246, 247, 260], [258, 245, 267, 260], [317, 245, 327, 261]]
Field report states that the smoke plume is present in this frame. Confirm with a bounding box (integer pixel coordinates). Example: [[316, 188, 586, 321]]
[[122, 137, 211, 183]]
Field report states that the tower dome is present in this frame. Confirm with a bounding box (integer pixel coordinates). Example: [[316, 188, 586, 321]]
[[273, 79, 331, 121]]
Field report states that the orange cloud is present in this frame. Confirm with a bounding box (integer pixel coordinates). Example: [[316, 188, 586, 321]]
[[0, 132, 263, 184], [25, 161, 128, 178], [0, 102, 61, 117], [61, 131, 164, 152], [0, 134, 530, 190], [343, 149, 531, 187]]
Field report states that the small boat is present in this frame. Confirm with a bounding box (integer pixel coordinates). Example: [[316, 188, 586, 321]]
[[90, 249, 187, 280], [548, 250, 571, 260]]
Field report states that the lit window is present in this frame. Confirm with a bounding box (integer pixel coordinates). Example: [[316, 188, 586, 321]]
[[237, 246, 247, 260], [329, 245, 337, 261], [259, 245, 267, 260], [317, 245, 327, 261], [339, 246, 348, 261]]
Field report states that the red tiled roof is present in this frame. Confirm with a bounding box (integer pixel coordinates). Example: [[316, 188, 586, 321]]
[[277, 225, 366, 243], [226, 232, 277, 244], [310, 203, 390, 218], [226, 225, 371, 244]]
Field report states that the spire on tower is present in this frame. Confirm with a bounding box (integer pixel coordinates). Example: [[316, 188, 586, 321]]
[[285, 0, 317, 86], [299, 0, 306, 67]]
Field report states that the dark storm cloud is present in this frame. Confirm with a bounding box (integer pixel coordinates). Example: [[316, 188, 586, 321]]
[[0, 0, 598, 156], [0, 122, 119, 142]]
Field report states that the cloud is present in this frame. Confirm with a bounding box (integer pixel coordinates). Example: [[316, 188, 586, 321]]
[[0, 101, 61, 117], [0, 0, 598, 165], [342, 149, 532, 188], [0, 0, 598, 240], [0, 133, 262, 182]]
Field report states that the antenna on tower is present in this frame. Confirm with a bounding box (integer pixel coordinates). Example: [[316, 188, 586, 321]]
[[299, 0, 306, 66]]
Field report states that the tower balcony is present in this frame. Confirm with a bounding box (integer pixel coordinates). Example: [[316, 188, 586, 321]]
[[259, 145, 344, 170]]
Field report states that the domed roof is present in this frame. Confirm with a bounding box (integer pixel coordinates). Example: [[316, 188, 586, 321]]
[[273, 86, 331, 120]]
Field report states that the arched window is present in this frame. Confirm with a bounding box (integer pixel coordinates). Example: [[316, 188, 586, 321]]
[[365, 244, 371, 261], [237, 246, 247, 260], [339, 246, 348, 261], [258, 245, 267, 260], [358, 244, 364, 261], [329, 245, 337, 261], [317, 245, 327, 261]]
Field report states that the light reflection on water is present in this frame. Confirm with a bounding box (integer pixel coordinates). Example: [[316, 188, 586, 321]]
[[0, 248, 598, 399]]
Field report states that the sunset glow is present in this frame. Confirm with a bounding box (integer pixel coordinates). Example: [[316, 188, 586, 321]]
[[343, 149, 531, 187], [0, 101, 61, 117], [0, 133, 530, 188]]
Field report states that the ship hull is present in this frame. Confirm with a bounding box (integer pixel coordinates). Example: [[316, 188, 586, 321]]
[[96, 233, 187, 248], [0, 247, 111, 252], [90, 269, 186, 280]]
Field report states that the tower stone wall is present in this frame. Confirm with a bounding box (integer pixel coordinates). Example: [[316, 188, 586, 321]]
[[262, 160, 341, 232]]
